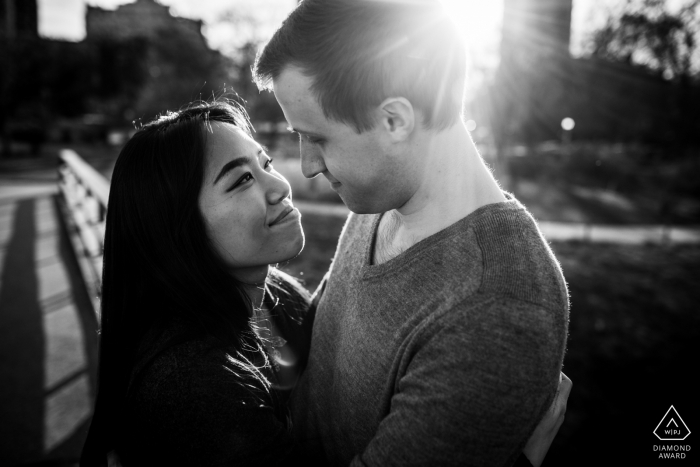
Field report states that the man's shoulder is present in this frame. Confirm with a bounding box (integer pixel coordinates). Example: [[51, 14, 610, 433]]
[[330, 199, 568, 313], [469, 198, 568, 312]]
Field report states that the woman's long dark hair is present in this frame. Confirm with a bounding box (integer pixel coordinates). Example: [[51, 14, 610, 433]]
[[80, 100, 270, 466]]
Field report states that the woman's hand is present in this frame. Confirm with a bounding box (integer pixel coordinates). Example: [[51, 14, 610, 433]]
[[523, 372, 572, 467]]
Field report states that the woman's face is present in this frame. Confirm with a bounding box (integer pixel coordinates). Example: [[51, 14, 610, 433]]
[[198, 122, 304, 281]]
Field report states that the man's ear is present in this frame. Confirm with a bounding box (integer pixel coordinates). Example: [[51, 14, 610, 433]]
[[377, 97, 415, 141]]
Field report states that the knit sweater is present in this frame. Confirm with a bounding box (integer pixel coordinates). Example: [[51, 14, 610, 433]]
[[290, 196, 569, 467]]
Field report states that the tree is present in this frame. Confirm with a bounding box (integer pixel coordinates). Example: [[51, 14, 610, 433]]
[[591, 0, 700, 148], [128, 27, 234, 121], [591, 0, 699, 79]]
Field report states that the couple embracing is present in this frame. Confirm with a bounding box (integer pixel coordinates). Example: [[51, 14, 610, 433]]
[[81, 1, 571, 466]]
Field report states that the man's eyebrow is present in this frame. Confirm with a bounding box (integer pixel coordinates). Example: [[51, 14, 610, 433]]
[[213, 153, 258, 185]]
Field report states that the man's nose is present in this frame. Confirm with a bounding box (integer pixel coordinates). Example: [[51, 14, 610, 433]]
[[300, 142, 326, 179]]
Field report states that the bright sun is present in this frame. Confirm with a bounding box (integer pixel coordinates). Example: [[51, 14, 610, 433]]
[[440, 0, 503, 64]]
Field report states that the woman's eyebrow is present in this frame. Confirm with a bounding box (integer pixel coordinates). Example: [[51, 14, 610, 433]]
[[213, 149, 265, 185], [213, 156, 252, 185]]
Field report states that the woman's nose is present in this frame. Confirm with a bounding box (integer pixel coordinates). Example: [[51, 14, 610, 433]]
[[265, 170, 291, 205]]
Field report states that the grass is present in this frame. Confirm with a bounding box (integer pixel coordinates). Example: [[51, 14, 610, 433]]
[[547, 242, 699, 466], [280, 213, 700, 466]]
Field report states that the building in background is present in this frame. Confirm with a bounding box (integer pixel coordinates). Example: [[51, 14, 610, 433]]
[[1, 0, 233, 156], [83, 0, 230, 123], [0, 0, 38, 39], [86, 0, 205, 47]]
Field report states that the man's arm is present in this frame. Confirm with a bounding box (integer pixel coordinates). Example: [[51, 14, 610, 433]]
[[351, 297, 565, 467]]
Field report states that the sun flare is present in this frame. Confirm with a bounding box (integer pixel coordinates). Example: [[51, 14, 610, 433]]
[[440, 0, 503, 62]]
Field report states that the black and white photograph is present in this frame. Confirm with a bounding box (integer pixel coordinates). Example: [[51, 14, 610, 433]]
[[0, 0, 697, 465]]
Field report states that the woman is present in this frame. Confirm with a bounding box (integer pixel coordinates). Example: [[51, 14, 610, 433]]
[[80, 100, 567, 466], [81, 100, 311, 466]]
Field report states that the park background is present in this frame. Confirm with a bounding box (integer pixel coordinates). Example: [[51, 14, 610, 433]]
[[1, 0, 699, 465]]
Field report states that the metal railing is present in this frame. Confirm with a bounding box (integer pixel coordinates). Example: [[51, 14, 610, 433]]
[[57, 149, 110, 316]]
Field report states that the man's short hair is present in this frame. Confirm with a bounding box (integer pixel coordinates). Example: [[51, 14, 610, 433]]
[[254, 0, 467, 133]]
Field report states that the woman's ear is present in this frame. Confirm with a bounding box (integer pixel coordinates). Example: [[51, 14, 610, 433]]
[[377, 97, 415, 142]]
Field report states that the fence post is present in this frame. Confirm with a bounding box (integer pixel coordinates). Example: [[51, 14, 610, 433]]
[[57, 149, 110, 317]]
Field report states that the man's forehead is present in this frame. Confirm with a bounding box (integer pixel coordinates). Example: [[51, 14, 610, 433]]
[[273, 68, 329, 130], [273, 66, 313, 101]]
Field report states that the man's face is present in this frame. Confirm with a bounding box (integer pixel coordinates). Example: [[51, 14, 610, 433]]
[[273, 66, 408, 214]]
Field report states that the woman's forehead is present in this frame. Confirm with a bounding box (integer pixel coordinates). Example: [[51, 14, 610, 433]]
[[205, 122, 256, 158]]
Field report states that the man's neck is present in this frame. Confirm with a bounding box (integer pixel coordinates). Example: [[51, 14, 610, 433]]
[[373, 123, 505, 265]]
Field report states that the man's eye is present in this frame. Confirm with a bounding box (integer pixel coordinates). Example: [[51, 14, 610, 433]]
[[264, 158, 274, 170], [293, 131, 323, 146]]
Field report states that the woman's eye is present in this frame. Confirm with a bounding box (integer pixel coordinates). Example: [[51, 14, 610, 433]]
[[228, 173, 253, 192]]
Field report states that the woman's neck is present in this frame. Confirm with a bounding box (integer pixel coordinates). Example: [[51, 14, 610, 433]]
[[241, 282, 267, 312], [234, 265, 271, 311]]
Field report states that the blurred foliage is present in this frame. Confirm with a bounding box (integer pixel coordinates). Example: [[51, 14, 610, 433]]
[[587, 0, 700, 149], [591, 0, 699, 79], [511, 142, 699, 196], [228, 41, 285, 124], [478, 0, 700, 168], [508, 142, 700, 224], [86, 38, 150, 123], [125, 28, 232, 122]]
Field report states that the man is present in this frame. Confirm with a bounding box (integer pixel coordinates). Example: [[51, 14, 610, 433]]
[[254, 1, 570, 465]]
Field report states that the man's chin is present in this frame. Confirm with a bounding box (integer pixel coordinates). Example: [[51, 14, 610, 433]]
[[341, 196, 382, 215]]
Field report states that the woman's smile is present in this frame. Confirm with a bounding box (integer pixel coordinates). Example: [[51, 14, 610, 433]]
[[269, 206, 301, 227], [198, 122, 305, 279]]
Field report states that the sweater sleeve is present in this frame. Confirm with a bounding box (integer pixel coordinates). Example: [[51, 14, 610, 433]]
[[120, 346, 303, 466], [349, 296, 562, 467]]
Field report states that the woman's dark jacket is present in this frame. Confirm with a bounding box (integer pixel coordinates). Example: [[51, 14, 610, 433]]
[[115, 272, 314, 466]]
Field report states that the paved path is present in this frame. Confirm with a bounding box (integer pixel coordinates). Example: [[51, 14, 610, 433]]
[[0, 175, 97, 467]]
